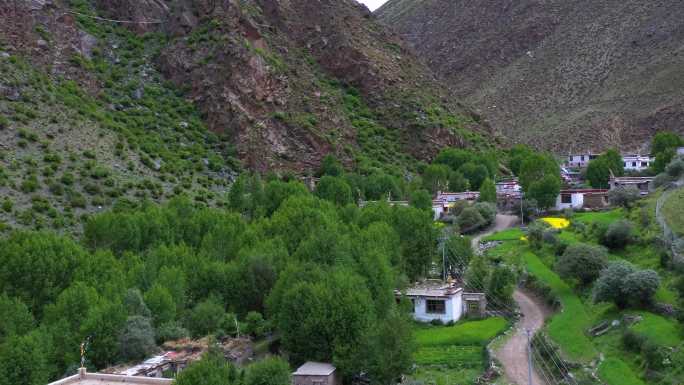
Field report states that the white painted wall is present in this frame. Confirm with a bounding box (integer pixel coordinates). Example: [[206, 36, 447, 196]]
[[432, 205, 444, 221], [555, 192, 584, 211], [410, 294, 463, 323]]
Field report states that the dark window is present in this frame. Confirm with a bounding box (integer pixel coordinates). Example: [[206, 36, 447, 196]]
[[561, 194, 572, 204], [581, 156, 585, 161], [632, 162, 637, 167], [410, 299, 415, 313], [426, 299, 446, 314]]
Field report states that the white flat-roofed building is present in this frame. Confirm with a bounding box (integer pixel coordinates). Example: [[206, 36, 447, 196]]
[[399, 280, 486, 323], [564, 153, 600, 168], [622, 154, 654, 171]]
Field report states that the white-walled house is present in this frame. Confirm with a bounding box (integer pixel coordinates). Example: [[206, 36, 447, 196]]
[[400, 280, 486, 323], [622, 154, 653, 171], [555, 189, 608, 211], [564, 153, 600, 168]]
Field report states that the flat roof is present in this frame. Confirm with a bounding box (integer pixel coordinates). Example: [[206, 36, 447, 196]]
[[48, 370, 172, 385], [293, 362, 336, 376], [403, 280, 463, 298], [560, 189, 608, 194]]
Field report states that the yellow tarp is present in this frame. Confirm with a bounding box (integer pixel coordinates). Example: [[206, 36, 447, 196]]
[[541, 217, 570, 229]]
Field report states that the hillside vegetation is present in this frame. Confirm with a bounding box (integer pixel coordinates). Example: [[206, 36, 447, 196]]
[[0, 0, 495, 231]]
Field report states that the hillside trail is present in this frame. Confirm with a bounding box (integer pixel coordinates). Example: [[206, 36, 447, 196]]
[[471, 214, 549, 385]]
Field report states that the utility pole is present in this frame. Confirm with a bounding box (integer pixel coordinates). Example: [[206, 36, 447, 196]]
[[526, 328, 534, 385], [442, 236, 447, 281], [520, 191, 525, 227]]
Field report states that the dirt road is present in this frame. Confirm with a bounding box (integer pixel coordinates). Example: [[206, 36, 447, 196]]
[[495, 291, 548, 385], [472, 214, 549, 385]]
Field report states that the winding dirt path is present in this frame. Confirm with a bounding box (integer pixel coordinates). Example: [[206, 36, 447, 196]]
[[472, 214, 549, 385]]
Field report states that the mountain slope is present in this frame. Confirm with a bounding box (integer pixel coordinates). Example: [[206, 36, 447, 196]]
[[378, 0, 684, 153], [0, 0, 491, 230], [93, 0, 493, 172]]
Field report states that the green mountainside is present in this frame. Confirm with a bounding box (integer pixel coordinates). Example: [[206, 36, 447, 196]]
[[0, 0, 493, 231]]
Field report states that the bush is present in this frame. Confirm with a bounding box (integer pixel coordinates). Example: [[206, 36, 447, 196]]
[[666, 159, 684, 178], [244, 311, 269, 339], [542, 229, 559, 246], [622, 269, 661, 307], [555, 243, 607, 286], [430, 319, 444, 326], [652, 173, 672, 189], [608, 186, 641, 208], [601, 220, 633, 249], [593, 261, 660, 308], [593, 261, 636, 308], [527, 220, 551, 249], [449, 200, 469, 217], [621, 329, 645, 352], [118, 316, 156, 362], [474, 202, 496, 226], [156, 321, 189, 343], [244, 357, 291, 385], [186, 297, 225, 337], [457, 207, 485, 233]]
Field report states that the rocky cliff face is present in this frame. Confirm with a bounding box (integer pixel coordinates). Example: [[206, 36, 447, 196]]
[[378, 0, 684, 153]]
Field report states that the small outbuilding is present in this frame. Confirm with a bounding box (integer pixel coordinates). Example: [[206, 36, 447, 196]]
[[609, 176, 654, 196], [293, 362, 341, 385], [555, 189, 608, 211]]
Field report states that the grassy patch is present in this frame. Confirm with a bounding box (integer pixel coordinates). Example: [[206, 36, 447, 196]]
[[573, 210, 623, 225], [597, 358, 645, 385], [630, 312, 683, 347], [522, 251, 597, 362], [662, 188, 684, 236], [414, 317, 508, 347]]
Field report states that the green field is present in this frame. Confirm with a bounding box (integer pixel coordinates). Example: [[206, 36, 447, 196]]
[[598, 358, 646, 385], [573, 209, 624, 225], [410, 318, 508, 385], [414, 317, 508, 347], [522, 251, 597, 362], [630, 312, 683, 347]]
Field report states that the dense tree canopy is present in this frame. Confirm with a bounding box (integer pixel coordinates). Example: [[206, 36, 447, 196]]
[[518, 153, 561, 209], [0, 164, 435, 384], [586, 149, 624, 188]]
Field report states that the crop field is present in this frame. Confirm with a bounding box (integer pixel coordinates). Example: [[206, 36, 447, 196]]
[[414, 317, 508, 347], [410, 318, 508, 385]]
